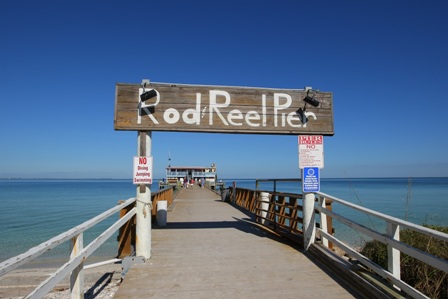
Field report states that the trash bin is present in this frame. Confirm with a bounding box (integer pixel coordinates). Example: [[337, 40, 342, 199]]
[[259, 192, 269, 225], [157, 200, 167, 226], [221, 189, 229, 202]]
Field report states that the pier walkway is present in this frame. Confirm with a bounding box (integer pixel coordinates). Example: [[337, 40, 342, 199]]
[[113, 187, 359, 298]]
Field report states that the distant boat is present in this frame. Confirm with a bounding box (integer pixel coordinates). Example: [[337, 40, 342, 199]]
[[159, 163, 224, 190]]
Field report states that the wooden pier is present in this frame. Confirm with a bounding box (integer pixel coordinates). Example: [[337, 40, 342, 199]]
[[113, 187, 359, 298]]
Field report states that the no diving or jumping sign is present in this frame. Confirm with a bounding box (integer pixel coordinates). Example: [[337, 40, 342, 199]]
[[133, 156, 153, 185]]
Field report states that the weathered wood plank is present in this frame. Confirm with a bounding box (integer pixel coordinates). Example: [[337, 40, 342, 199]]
[[113, 187, 355, 299], [114, 82, 334, 135]]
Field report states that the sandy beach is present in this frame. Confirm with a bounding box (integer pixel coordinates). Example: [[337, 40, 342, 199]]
[[0, 262, 122, 299]]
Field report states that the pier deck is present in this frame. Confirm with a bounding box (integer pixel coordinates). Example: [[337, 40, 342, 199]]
[[113, 187, 359, 298]]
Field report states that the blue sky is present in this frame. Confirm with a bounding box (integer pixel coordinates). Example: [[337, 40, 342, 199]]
[[1, 0, 447, 179]]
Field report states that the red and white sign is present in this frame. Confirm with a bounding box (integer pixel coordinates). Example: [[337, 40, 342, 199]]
[[133, 156, 153, 184], [298, 135, 324, 169]]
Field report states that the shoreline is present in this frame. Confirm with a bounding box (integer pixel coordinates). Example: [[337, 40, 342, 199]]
[[0, 261, 122, 299], [10, 253, 120, 270]]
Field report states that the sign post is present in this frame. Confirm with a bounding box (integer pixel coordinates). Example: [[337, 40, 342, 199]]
[[299, 135, 324, 250], [135, 131, 152, 259]]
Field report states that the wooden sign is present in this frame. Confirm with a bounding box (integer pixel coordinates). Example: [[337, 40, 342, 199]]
[[114, 82, 334, 135]]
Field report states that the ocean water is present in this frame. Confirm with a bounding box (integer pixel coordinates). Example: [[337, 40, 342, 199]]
[[0, 179, 138, 264], [1, 178, 447, 264]]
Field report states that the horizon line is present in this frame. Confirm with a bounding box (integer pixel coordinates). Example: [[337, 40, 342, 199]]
[[1, 176, 448, 181]]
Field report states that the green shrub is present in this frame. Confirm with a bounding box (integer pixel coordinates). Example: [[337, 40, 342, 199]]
[[360, 225, 448, 299]]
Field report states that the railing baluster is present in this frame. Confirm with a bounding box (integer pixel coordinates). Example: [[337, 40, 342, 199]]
[[70, 233, 84, 299], [318, 196, 329, 248], [387, 222, 401, 283]]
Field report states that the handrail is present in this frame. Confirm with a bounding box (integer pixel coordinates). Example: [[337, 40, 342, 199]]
[[231, 186, 315, 242], [316, 191, 448, 242], [116, 186, 176, 257], [0, 197, 136, 277], [255, 178, 301, 195], [314, 192, 448, 299], [229, 185, 448, 299], [0, 186, 175, 298], [26, 207, 136, 299]]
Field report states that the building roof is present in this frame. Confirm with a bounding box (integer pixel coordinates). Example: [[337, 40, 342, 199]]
[[166, 166, 214, 170]]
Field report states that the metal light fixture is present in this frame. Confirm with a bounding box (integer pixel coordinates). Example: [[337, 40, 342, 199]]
[[297, 88, 320, 124], [140, 89, 158, 102], [303, 89, 320, 107], [303, 95, 320, 107], [139, 79, 160, 109]]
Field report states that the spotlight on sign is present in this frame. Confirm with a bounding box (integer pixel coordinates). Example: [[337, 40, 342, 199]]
[[303, 95, 320, 107], [140, 89, 158, 102]]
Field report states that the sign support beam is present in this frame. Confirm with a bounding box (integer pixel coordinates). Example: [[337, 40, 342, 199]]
[[302, 169, 316, 251], [136, 131, 152, 259], [299, 136, 323, 250]]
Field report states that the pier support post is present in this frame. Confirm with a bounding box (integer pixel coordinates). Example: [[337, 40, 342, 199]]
[[136, 131, 152, 259], [303, 192, 316, 250]]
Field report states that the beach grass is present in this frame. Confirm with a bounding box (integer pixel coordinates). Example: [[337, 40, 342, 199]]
[[360, 225, 448, 299]]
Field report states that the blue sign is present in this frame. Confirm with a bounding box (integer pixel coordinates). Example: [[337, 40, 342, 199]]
[[303, 167, 320, 193]]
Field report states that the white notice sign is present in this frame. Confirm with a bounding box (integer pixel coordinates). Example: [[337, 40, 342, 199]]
[[133, 156, 153, 184], [298, 135, 324, 169]]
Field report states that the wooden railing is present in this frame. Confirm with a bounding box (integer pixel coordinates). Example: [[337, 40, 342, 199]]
[[316, 192, 448, 299], [228, 184, 448, 299], [229, 186, 333, 246], [117, 186, 175, 257], [0, 187, 175, 299]]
